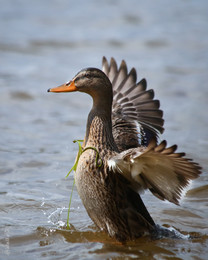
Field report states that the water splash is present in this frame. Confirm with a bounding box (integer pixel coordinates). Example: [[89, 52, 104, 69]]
[[153, 224, 191, 240], [48, 207, 67, 228]]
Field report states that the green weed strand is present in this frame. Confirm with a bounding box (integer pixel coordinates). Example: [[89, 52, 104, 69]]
[[66, 140, 102, 229]]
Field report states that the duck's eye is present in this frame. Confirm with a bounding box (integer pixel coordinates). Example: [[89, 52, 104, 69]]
[[85, 72, 92, 79]]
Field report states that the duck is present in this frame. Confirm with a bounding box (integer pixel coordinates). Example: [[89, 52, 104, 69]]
[[48, 57, 201, 242]]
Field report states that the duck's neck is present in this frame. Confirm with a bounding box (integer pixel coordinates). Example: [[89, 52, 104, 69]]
[[84, 105, 117, 152]]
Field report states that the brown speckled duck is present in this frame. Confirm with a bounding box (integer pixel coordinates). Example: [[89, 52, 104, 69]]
[[48, 57, 201, 242]]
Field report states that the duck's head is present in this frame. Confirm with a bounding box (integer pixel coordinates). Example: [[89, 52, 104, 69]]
[[48, 68, 113, 107]]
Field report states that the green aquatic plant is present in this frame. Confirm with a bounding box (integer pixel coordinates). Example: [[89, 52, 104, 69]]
[[66, 140, 103, 229], [66, 140, 83, 178], [66, 179, 75, 229]]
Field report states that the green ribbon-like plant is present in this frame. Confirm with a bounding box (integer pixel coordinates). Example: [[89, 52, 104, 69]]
[[66, 140, 103, 229]]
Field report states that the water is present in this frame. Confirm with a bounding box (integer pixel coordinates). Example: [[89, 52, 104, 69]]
[[1, 0, 208, 258]]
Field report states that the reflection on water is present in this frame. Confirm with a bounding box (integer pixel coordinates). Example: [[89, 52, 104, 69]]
[[0, 0, 208, 259], [2, 225, 207, 259]]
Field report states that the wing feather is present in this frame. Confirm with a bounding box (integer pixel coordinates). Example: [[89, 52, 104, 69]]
[[102, 57, 164, 150], [109, 139, 202, 205]]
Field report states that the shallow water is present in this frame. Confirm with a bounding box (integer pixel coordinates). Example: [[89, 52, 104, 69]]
[[1, 0, 208, 259]]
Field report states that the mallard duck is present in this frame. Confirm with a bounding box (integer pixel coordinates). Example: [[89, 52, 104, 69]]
[[48, 57, 201, 242]]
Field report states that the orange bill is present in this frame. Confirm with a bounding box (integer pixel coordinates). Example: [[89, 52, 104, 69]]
[[48, 80, 77, 93]]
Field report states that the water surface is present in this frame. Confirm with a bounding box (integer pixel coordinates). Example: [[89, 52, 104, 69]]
[[0, 0, 208, 259]]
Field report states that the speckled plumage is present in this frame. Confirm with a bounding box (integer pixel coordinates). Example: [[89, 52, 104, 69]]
[[48, 57, 201, 242], [75, 115, 155, 242]]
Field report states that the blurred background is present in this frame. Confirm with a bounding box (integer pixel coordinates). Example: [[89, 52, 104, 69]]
[[0, 0, 208, 259]]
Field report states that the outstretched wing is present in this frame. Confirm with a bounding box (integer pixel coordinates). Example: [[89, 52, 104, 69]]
[[108, 139, 202, 205], [102, 57, 164, 151]]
